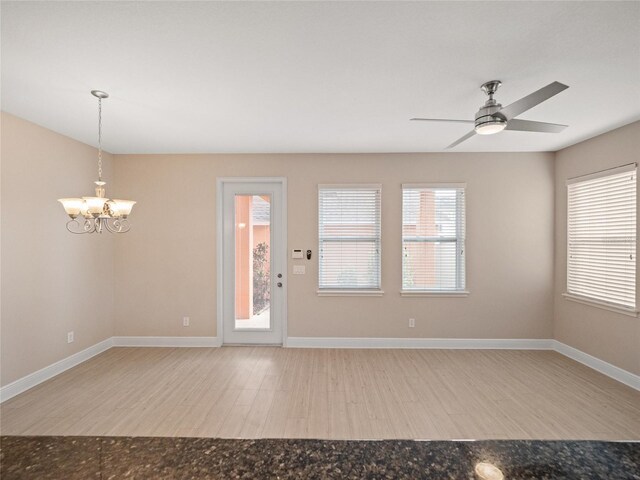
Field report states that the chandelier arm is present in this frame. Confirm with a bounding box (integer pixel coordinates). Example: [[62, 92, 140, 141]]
[[105, 218, 130, 234], [84, 219, 97, 233], [104, 218, 118, 233], [65, 219, 83, 234], [65, 219, 94, 234], [118, 219, 131, 233]]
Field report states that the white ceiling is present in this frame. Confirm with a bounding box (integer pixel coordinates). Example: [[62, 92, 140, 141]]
[[2, 1, 639, 153]]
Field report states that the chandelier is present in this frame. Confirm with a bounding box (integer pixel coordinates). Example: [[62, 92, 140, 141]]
[[58, 90, 136, 234]]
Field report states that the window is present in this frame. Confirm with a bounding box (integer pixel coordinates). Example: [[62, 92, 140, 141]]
[[566, 164, 636, 311], [402, 184, 465, 293], [318, 185, 381, 292]]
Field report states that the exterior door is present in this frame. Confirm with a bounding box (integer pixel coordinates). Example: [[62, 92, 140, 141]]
[[219, 179, 286, 344]]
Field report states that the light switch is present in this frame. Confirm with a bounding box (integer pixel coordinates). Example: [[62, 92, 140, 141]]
[[293, 265, 306, 275], [292, 249, 304, 259]]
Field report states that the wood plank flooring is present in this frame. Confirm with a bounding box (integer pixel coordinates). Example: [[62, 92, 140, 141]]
[[1, 347, 639, 440]]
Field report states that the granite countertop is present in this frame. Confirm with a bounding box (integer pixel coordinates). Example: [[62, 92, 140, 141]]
[[1, 436, 639, 479]]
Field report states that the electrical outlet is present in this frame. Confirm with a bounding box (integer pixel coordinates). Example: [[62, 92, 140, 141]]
[[183, 316, 190, 327], [67, 331, 74, 343], [409, 318, 415, 328]]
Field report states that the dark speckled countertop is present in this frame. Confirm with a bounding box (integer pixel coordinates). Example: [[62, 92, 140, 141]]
[[1, 436, 639, 479]]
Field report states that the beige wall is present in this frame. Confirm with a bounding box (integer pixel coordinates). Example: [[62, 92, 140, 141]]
[[6, 110, 638, 386], [554, 121, 640, 375], [113, 152, 555, 340], [1, 113, 114, 386]]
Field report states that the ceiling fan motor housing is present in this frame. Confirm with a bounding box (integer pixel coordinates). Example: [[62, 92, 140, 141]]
[[475, 101, 506, 134]]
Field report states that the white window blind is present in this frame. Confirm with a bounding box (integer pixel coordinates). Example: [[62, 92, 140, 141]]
[[402, 185, 465, 291], [318, 185, 381, 290], [567, 164, 637, 310]]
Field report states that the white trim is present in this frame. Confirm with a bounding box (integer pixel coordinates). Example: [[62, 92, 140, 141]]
[[3, 336, 637, 404], [216, 177, 288, 346], [318, 183, 382, 190], [286, 336, 639, 391], [112, 336, 220, 347], [562, 293, 639, 317], [401, 290, 469, 297], [286, 337, 554, 350], [216, 176, 288, 184], [401, 184, 466, 293], [566, 162, 636, 185], [402, 182, 467, 189], [281, 178, 289, 347], [0, 337, 113, 403], [317, 289, 384, 297], [216, 178, 224, 347], [552, 340, 640, 391], [318, 184, 383, 292]]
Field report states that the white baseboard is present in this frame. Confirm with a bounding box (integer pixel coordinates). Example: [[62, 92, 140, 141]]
[[3, 336, 637, 403], [286, 336, 555, 350], [112, 336, 221, 347], [552, 340, 640, 391], [0, 337, 114, 403], [0, 336, 221, 403]]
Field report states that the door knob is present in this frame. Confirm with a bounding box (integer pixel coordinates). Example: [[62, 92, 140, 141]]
[[277, 282, 283, 287], [277, 273, 282, 278]]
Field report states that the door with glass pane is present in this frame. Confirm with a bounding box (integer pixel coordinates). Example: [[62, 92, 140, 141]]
[[221, 180, 285, 344]]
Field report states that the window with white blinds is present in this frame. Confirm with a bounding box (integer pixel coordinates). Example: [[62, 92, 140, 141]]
[[318, 185, 381, 290], [567, 164, 637, 310], [402, 185, 465, 292]]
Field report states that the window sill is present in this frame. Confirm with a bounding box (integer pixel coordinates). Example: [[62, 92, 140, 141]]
[[400, 290, 469, 297], [562, 293, 638, 317], [317, 289, 384, 297]]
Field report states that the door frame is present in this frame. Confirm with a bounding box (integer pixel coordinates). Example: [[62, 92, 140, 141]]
[[216, 177, 288, 346]]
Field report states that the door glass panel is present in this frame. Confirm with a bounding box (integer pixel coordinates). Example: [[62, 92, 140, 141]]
[[234, 194, 271, 329]]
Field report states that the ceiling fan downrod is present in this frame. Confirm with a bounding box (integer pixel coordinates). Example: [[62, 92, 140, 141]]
[[475, 80, 506, 135]]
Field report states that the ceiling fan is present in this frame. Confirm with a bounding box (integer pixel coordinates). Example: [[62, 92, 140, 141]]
[[411, 80, 569, 149]]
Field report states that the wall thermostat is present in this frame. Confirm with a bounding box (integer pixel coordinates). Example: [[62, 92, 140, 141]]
[[292, 249, 304, 259]]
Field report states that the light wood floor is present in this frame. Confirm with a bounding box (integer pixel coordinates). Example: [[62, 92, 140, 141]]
[[1, 347, 639, 440]]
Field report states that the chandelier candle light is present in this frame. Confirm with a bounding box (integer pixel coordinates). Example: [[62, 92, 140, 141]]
[[58, 90, 136, 234]]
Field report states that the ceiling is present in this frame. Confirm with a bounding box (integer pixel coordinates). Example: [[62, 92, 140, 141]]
[[2, 1, 639, 154]]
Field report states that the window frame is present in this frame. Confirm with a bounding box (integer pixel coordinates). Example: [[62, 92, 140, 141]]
[[564, 163, 638, 316], [400, 183, 468, 296], [317, 184, 383, 296]]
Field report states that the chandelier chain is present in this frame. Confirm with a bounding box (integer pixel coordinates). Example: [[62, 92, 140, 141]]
[[98, 97, 103, 181]]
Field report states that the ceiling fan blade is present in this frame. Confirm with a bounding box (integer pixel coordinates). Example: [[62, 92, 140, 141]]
[[505, 119, 568, 133], [497, 81, 569, 121], [410, 118, 474, 123], [446, 130, 476, 149]]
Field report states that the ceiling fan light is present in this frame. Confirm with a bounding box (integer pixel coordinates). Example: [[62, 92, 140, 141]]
[[475, 121, 506, 135]]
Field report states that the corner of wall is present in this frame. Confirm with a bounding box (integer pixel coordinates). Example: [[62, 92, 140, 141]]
[[1, 112, 117, 387], [551, 121, 640, 375]]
